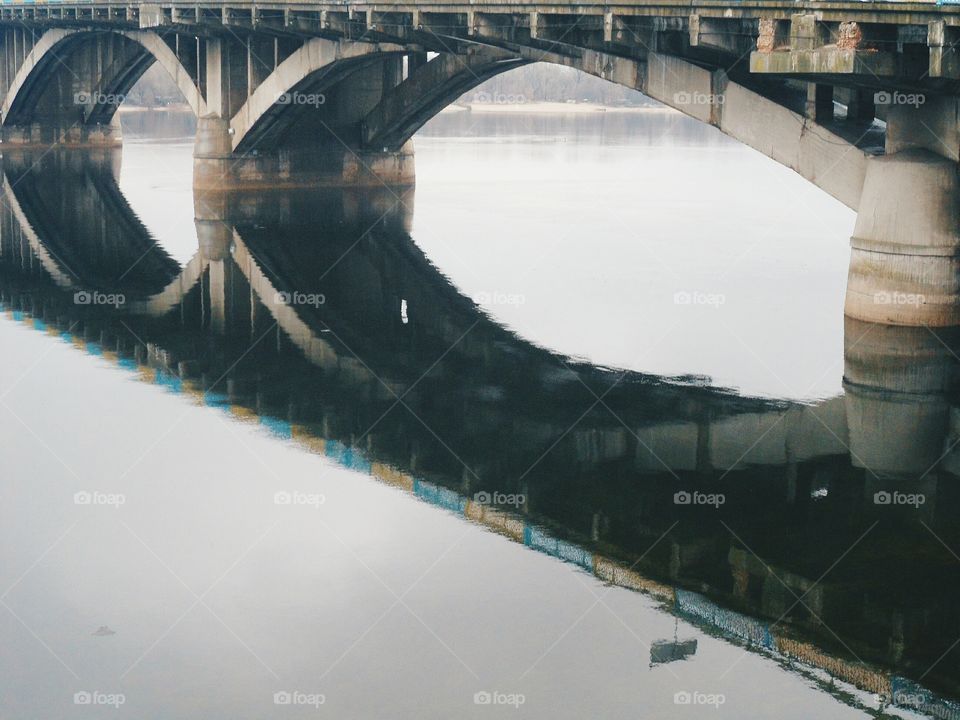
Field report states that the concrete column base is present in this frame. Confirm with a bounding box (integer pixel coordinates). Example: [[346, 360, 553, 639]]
[[193, 116, 415, 190], [844, 149, 960, 326], [1, 116, 122, 148]]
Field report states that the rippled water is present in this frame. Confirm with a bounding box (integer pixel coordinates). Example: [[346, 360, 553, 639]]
[[0, 109, 957, 719]]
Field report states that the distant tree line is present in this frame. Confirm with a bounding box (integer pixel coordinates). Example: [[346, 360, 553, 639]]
[[460, 63, 656, 106], [124, 65, 188, 107]]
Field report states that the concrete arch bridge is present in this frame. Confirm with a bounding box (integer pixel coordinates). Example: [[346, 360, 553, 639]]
[[0, 1, 959, 324]]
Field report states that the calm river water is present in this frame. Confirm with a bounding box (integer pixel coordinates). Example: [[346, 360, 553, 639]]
[[0, 108, 957, 719]]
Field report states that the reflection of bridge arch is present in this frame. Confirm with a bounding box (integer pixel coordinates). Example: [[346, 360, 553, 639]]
[[1, 151, 180, 295], [4, 150, 960, 711]]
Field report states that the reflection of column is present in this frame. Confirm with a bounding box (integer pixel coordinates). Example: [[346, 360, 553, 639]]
[[843, 316, 959, 478], [196, 210, 240, 336]]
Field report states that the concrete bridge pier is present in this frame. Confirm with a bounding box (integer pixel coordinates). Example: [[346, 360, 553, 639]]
[[191, 36, 418, 190], [844, 139, 960, 327], [193, 113, 415, 190]]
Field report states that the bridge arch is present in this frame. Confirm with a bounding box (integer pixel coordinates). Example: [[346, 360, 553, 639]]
[[229, 37, 406, 153], [1, 27, 204, 145], [362, 49, 870, 211]]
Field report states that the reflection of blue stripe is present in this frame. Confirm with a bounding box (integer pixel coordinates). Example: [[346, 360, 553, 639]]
[[325, 439, 346, 461], [341, 447, 372, 474], [155, 369, 182, 393], [413, 479, 466, 513], [525, 526, 591, 570], [676, 590, 773, 649], [118, 358, 138, 371], [12, 310, 24, 321], [204, 391, 229, 407], [891, 676, 960, 719], [86, 342, 103, 356], [33, 319, 47, 331], [60, 331, 73, 342], [260, 416, 292, 439], [556, 539, 592, 570]]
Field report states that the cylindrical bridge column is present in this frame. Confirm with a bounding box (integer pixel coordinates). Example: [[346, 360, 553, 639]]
[[844, 149, 960, 326]]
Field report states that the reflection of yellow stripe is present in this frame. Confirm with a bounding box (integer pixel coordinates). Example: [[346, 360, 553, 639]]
[[371, 462, 413, 491], [103, 351, 118, 362], [72, 338, 86, 351], [228, 404, 258, 421], [464, 501, 524, 542], [773, 632, 891, 696], [46, 326, 60, 337], [292, 425, 326, 455], [593, 556, 675, 603], [181, 380, 206, 404], [138, 367, 157, 383]]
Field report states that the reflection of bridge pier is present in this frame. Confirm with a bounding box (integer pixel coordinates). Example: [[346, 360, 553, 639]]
[[844, 317, 960, 515]]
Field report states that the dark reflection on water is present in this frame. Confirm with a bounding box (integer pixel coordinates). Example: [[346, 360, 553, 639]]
[[2, 148, 960, 719]]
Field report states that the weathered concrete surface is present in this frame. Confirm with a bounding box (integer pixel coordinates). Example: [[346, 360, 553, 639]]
[[844, 150, 960, 326]]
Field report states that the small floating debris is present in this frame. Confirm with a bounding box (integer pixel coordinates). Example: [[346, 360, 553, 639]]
[[92, 626, 116, 637]]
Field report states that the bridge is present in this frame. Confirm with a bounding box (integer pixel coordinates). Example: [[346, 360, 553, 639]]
[[0, 1, 959, 325]]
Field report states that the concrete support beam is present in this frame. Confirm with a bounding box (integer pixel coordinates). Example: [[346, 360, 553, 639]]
[[885, 95, 960, 162], [805, 82, 834, 123]]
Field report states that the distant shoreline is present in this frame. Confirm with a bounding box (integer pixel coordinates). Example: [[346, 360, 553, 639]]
[[119, 102, 673, 116], [444, 101, 674, 114], [119, 104, 192, 113]]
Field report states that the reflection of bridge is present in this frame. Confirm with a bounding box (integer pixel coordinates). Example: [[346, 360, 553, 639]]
[[2, 150, 960, 715], [1, 4, 960, 323]]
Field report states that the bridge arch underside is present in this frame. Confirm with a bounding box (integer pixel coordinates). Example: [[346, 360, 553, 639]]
[[0, 29, 204, 147], [193, 41, 532, 189]]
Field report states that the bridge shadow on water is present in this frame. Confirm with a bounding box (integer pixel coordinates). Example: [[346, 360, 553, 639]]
[[2, 148, 960, 717]]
